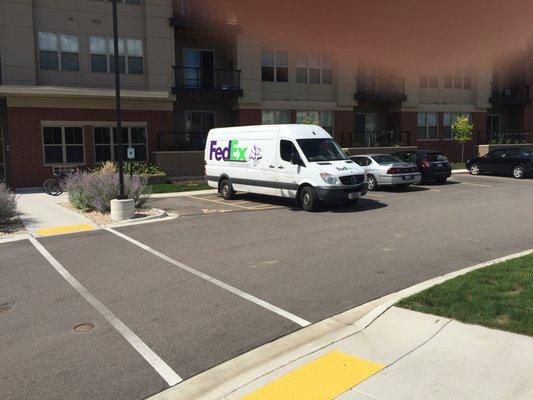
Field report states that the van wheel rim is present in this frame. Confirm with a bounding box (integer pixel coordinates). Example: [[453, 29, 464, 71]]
[[513, 167, 523, 178], [222, 184, 229, 195], [303, 193, 310, 205]]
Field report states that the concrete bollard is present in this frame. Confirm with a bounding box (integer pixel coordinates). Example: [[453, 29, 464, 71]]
[[110, 198, 135, 221]]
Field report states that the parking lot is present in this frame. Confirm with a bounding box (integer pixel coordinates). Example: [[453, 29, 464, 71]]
[[2, 173, 533, 400]]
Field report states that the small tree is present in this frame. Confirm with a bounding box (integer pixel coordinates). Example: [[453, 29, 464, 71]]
[[452, 115, 474, 163], [301, 116, 319, 125]]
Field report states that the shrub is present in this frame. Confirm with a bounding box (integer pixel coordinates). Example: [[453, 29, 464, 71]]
[[63, 172, 149, 213], [123, 162, 165, 176], [0, 182, 17, 223], [95, 161, 117, 175]]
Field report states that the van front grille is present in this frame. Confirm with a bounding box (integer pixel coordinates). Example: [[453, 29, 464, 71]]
[[339, 174, 365, 185]]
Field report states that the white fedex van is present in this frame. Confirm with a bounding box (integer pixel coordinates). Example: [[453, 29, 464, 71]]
[[204, 124, 368, 211]]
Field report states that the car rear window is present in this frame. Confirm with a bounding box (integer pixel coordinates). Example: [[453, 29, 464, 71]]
[[426, 153, 447, 162], [372, 155, 403, 165]]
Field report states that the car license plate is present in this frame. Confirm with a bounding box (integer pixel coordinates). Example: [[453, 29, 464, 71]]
[[437, 163, 443, 168], [348, 192, 360, 199], [402, 175, 413, 180]]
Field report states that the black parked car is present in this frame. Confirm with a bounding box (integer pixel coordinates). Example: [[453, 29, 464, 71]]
[[391, 150, 452, 183], [466, 148, 533, 179]]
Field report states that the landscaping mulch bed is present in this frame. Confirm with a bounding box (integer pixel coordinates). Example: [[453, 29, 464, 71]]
[[62, 203, 162, 226], [0, 218, 27, 238]]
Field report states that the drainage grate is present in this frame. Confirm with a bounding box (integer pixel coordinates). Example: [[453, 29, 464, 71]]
[[73, 323, 95, 333]]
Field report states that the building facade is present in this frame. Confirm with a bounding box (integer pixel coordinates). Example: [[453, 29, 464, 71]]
[[0, 0, 175, 187], [1, 1, 532, 187]]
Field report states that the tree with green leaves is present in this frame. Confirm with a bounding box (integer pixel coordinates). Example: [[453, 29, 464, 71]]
[[301, 116, 319, 125], [452, 115, 474, 163]]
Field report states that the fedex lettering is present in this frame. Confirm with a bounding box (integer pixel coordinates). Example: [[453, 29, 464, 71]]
[[209, 140, 248, 162]]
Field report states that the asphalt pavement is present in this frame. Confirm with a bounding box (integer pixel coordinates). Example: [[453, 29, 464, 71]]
[[1, 174, 532, 399]]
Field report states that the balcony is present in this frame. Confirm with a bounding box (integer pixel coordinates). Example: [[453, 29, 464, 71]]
[[170, 2, 240, 34], [354, 77, 407, 103], [173, 66, 243, 97], [157, 131, 207, 151], [490, 83, 530, 105]]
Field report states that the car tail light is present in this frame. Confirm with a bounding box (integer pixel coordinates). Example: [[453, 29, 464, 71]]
[[387, 167, 400, 174], [421, 159, 430, 169]]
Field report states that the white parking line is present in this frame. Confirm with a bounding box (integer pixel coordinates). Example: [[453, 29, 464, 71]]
[[105, 227, 311, 328], [459, 182, 492, 188], [28, 236, 183, 386]]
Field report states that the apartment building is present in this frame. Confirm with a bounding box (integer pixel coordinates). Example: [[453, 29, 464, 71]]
[[1, 1, 531, 187], [0, 0, 175, 187]]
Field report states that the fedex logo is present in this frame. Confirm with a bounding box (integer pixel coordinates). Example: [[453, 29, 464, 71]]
[[209, 140, 248, 162]]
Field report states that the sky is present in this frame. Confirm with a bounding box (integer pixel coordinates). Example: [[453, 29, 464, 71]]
[[219, 0, 533, 71]]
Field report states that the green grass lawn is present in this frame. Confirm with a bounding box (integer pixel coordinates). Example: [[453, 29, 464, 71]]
[[451, 162, 466, 170], [398, 253, 533, 336], [148, 181, 211, 194]]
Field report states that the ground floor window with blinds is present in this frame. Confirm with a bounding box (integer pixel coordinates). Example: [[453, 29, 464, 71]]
[[296, 111, 334, 134], [94, 126, 147, 162], [42, 126, 84, 165]]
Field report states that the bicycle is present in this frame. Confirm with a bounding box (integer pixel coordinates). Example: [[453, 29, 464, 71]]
[[43, 171, 69, 196]]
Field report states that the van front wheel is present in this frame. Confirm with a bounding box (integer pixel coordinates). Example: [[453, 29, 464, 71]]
[[219, 179, 236, 200], [300, 186, 319, 212]]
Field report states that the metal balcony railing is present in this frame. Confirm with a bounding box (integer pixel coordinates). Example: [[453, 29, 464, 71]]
[[170, 1, 239, 31], [157, 131, 208, 152], [173, 66, 242, 96], [490, 83, 530, 105], [354, 77, 407, 102]]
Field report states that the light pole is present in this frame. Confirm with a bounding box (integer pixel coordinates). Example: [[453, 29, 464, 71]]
[[112, 0, 125, 199]]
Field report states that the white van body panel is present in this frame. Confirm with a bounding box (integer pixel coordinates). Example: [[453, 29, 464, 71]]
[[204, 124, 367, 202]]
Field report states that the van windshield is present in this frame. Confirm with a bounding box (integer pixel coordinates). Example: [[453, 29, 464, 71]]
[[296, 139, 347, 162]]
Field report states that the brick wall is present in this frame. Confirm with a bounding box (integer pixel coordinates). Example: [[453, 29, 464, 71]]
[[333, 110, 354, 146], [235, 109, 261, 126], [7, 107, 172, 187]]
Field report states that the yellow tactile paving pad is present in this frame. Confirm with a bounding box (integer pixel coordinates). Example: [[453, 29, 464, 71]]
[[242, 350, 385, 400], [36, 224, 95, 237]]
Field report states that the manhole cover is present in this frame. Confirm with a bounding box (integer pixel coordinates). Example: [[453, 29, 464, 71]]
[[73, 323, 95, 333]]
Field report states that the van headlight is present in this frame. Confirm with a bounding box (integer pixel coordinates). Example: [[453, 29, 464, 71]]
[[320, 172, 340, 185]]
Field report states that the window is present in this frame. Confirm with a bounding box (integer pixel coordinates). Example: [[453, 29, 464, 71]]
[[38, 32, 59, 70], [428, 75, 438, 88], [321, 55, 333, 84], [280, 140, 297, 162], [185, 111, 215, 149], [94, 126, 147, 162], [126, 39, 144, 74], [419, 74, 428, 88], [90, 36, 143, 74], [444, 71, 453, 89], [417, 112, 437, 139], [487, 149, 507, 159], [60, 34, 79, 71], [261, 50, 288, 82], [420, 74, 438, 88], [296, 53, 332, 84], [296, 111, 333, 134], [443, 112, 472, 139], [109, 38, 126, 74], [262, 110, 290, 125], [90, 36, 107, 72], [43, 127, 84, 165], [352, 156, 371, 166]]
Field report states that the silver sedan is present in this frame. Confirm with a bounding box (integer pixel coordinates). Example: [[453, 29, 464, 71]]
[[350, 154, 421, 191]]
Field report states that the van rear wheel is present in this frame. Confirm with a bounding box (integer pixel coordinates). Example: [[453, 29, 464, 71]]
[[300, 186, 319, 212], [219, 179, 235, 200]]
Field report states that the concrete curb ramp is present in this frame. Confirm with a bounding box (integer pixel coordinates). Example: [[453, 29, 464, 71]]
[[149, 249, 533, 400]]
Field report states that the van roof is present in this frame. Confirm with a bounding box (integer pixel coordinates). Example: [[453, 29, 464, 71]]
[[208, 124, 331, 139]]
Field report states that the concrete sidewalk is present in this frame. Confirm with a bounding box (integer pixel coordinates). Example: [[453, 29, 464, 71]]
[[16, 190, 97, 237], [229, 307, 533, 400]]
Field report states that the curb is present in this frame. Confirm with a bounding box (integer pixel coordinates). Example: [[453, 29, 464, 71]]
[[148, 248, 533, 400], [148, 189, 217, 199], [452, 169, 469, 174], [105, 209, 178, 228]]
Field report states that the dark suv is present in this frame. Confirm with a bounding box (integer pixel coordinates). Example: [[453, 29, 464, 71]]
[[466, 148, 533, 179], [391, 150, 452, 183]]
